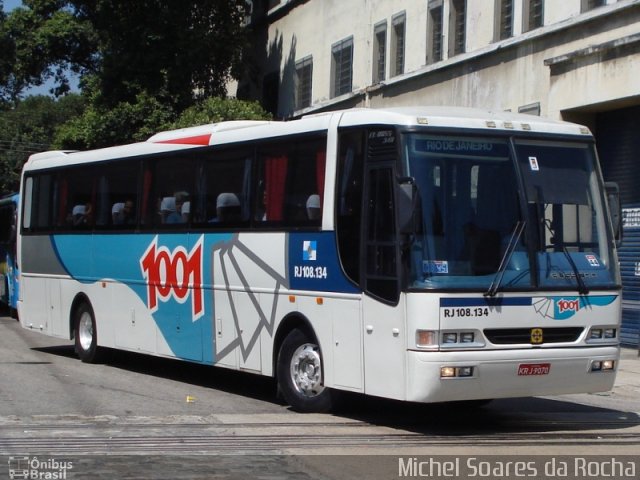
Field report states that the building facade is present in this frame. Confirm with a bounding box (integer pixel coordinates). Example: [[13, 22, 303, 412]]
[[233, 0, 640, 346]]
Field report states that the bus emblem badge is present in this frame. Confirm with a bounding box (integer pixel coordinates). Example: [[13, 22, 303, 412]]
[[530, 328, 543, 344], [303, 240, 317, 261]]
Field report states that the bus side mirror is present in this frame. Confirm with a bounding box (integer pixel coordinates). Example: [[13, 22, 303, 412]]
[[604, 182, 622, 247], [397, 177, 418, 235]]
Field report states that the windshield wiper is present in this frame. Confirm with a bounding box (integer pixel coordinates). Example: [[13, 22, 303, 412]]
[[561, 246, 590, 295], [485, 221, 526, 297]]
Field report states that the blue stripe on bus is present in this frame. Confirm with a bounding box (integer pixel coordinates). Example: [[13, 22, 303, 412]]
[[440, 297, 533, 307]]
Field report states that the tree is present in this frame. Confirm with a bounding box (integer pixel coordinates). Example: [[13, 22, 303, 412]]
[[171, 97, 271, 130], [73, 0, 248, 111], [54, 95, 271, 150], [53, 83, 175, 149], [0, 1, 261, 157], [0, 0, 97, 103], [0, 94, 86, 193], [0, 1, 16, 103], [1, 0, 248, 111]]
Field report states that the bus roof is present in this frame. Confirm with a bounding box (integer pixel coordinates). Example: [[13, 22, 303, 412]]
[[23, 107, 591, 170], [337, 107, 592, 136]]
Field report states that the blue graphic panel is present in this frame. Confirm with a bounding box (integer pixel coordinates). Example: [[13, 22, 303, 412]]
[[288, 232, 360, 293], [51, 233, 234, 364]]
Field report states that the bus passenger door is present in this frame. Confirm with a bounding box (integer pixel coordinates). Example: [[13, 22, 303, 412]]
[[361, 164, 406, 400]]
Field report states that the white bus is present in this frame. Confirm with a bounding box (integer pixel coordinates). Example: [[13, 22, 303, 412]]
[[17, 107, 622, 412]]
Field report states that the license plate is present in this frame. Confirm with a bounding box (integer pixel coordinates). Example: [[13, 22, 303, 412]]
[[518, 363, 551, 376]]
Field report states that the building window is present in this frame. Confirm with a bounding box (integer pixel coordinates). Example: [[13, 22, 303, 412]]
[[523, 0, 543, 32], [581, 0, 606, 12], [495, 0, 513, 41], [295, 56, 313, 110], [427, 1, 443, 64], [449, 0, 466, 57], [373, 21, 387, 83], [331, 37, 353, 98], [391, 12, 406, 77]]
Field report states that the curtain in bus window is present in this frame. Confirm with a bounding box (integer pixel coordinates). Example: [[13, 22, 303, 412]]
[[265, 155, 288, 221]]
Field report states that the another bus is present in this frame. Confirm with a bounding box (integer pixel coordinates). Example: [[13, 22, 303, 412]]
[[0, 193, 19, 318], [17, 107, 622, 412]]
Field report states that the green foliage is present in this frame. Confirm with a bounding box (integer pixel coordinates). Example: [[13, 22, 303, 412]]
[[0, 1, 267, 174], [53, 90, 174, 150], [53, 96, 271, 150], [0, 94, 86, 193], [0, 0, 97, 102], [71, 0, 248, 111], [171, 97, 272, 130], [1, 1, 249, 110]]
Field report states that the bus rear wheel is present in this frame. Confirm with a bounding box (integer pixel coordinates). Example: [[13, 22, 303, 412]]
[[277, 328, 333, 413], [73, 302, 102, 363]]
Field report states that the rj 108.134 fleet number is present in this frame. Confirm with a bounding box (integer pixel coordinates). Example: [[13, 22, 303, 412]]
[[294, 265, 328, 279], [443, 307, 489, 318]]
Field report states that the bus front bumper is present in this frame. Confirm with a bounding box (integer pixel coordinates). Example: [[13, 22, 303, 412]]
[[406, 346, 620, 403]]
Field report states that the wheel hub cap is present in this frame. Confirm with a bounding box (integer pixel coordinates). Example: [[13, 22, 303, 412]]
[[78, 313, 93, 351], [290, 343, 324, 397]]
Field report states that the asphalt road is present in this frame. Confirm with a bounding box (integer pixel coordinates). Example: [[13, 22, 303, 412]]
[[1, 316, 639, 479]]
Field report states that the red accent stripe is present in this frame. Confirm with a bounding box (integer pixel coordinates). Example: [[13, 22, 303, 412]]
[[154, 134, 212, 145]]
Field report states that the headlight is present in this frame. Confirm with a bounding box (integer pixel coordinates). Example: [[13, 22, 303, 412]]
[[460, 332, 475, 343], [587, 326, 617, 343], [442, 332, 458, 344], [440, 330, 480, 347], [590, 359, 615, 372], [440, 366, 475, 378]]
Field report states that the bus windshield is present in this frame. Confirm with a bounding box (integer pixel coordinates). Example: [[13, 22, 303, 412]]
[[403, 134, 618, 292]]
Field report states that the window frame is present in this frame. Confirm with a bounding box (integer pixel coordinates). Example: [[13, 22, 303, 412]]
[[372, 20, 387, 84], [448, 0, 466, 57], [427, 1, 444, 64], [494, 0, 514, 41], [391, 11, 406, 77], [295, 55, 313, 111], [523, 0, 544, 32], [331, 37, 354, 98]]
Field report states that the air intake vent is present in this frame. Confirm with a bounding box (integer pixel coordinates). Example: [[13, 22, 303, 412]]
[[484, 327, 584, 345]]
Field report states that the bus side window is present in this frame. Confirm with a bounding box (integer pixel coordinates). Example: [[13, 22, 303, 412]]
[[256, 138, 325, 227], [95, 161, 139, 229], [143, 156, 196, 229], [195, 151, 250, 227], [64, 167, 96, 230]]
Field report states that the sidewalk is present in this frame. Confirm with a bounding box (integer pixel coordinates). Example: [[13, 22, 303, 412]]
[[615, 346, 640, 399]]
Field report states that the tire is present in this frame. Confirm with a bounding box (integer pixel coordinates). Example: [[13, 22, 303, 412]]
[[73, 302, 102, 363], [277, 328, 333, 413]]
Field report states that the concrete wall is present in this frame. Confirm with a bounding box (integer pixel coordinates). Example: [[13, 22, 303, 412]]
[[235, 0, 640, 121]]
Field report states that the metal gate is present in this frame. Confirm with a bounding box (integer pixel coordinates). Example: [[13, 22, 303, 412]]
[[596, 105, 640, 347], [619, 205, 640, 346]]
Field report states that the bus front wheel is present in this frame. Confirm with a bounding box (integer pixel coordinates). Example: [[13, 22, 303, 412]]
[[73, 303, 102, 363], [277, 328, 333, 413]]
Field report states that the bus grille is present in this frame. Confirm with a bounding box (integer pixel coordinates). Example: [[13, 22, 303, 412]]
[[483, 327, 584, 345]]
